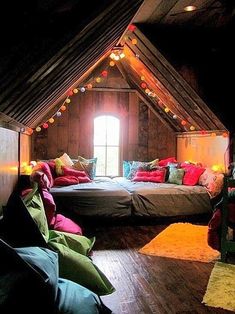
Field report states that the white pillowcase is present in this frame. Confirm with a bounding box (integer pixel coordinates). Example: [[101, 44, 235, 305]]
[[59, 153, 74, 167]]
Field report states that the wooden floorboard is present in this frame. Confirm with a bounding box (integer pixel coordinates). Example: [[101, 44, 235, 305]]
[[84, 224, 233, 314]]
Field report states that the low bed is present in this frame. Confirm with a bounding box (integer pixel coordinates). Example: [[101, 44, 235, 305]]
[[50, 176, 213, 219], [113, 177, 212, 217], [50, 177, 132, 218]]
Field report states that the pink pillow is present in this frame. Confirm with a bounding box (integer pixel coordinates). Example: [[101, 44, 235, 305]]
[[53, 176, 79, 186], [159, 157, 177, 167], [34, 162, 54, 187], [132, 169, 166, 183], [182, 165, 205, 186], [62, 166, 87, 177], [50, 214, 82, 235], [31, 171, 51, 190], [40, 188, 56, 226]]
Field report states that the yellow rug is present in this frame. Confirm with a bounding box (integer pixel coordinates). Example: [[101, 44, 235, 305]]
[[202, 262, 235, 312], [138, 222, 220, 262]]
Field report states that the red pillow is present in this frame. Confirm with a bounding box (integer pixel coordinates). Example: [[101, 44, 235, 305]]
[[62, 166, 87, 177], [159, 157, 177, 167], [132, 169, 166, 183], [182, 165, 205, 186], [53, 176, 79, 186], [78, 176, 92, 183]]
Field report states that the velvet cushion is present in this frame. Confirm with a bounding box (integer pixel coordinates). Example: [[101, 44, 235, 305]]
[[51, 214, 83, 235], [53, 176, 79, 186], [167, 168, 185, 185], [132, 168, 166, 183], [159, 157, 177, 167], [182, 165, 205, 186]]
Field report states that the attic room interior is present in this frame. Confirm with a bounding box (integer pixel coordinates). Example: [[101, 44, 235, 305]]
[[0, 0, 235, 313]]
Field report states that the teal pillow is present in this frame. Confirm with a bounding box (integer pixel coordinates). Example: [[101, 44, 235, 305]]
[[123, 160, 133, 178], [168, 168, 185, 185], [57, 278, 104, 314]]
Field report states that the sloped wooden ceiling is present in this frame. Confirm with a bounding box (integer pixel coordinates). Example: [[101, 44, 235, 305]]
[[71, 25, 226, 133], [0, 0, 143, 130]]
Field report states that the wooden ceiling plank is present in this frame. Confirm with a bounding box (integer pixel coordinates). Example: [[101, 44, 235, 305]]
[[118, 59, 180, 131], [124, 43, 205, 130], [9, 6, 137, 125], [132, 27, 226, 129]]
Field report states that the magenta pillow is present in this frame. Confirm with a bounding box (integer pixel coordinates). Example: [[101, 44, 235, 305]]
[[62, 166, 87, 177], [46, 160, 56, 178], [159, 157, 177, 167], [132, 169, 166, 183], [53, 176, 79, 186], [31, 171, 51, 190], [35, 162, 54, 187], [182, 166, 205, 186], [50, 213, 82, 235], [40, 188, 56, 226]]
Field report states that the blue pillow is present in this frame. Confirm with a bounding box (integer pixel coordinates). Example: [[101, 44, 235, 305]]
[[123, 160, 133, 178], [57, 278, 104, 314]]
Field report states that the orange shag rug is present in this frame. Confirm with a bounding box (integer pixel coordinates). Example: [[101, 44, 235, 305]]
[[139, 223, 220, 262]]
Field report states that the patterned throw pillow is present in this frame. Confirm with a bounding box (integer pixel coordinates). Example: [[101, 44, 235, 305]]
[[199, 168, 224, 198], [123, 160, 133, 178], [127, 159, 159, 180], [167, 168, 185, 185], [73, 156, 97, 180]]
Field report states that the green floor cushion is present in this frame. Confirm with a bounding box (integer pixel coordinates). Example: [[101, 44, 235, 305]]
[[23, 185, 50, 242], [52, 241, 115, 296], [49, 230, 95, 256]]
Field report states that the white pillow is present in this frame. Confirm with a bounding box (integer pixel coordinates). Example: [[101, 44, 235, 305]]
[[59, 153, 74, 167]]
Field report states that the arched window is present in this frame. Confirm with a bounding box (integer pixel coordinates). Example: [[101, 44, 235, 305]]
[[94, 115, 120, 176]]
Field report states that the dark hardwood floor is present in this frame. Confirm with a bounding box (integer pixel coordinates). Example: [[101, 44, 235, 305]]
[[84, 222, 233, 314]]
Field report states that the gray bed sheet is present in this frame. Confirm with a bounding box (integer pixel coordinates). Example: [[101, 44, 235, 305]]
[[113, 177, 212, 217], [50, 177, 132, 217]]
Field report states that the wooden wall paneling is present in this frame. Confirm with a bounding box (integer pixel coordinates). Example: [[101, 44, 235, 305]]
[[128, 93, 139, 160], [57, 106, 69, 156], [148, 109, 159, 160], [137, 102, 149, 160], [47, 118, 59, 159], [68, 93, 80, 158], [32, 128, 48, 160], [0, 127, 19, 214], [78, 92, 94, 158], [19, 133, 31, 171]]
